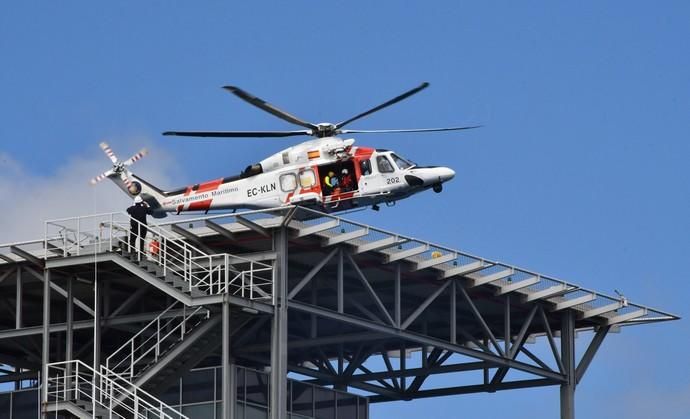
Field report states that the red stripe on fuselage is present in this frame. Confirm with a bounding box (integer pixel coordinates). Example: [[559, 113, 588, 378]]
[[196, 178, 224, 193], [188, 199, 213, 211]]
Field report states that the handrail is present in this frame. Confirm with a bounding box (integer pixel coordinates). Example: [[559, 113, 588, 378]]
[[105, 302, 210, 380], [44, 211, 274, 301], [46, 359, 187, 419]]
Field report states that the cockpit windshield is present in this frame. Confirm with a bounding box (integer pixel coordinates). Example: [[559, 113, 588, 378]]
[[391, 153, 416, 170]]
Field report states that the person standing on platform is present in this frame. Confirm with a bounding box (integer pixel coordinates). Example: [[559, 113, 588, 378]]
[[127, 196, 152, 254]]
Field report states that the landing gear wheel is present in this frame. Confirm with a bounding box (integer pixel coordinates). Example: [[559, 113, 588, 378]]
[[433, 184, 443, 193]]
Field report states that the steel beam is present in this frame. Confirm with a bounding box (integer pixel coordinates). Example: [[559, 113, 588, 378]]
[[10, 246, 43, 267], [412, 252, 456, 271], [580, 301, 623, 320], [287, 247, 338, 299], [606, 308, 647, 325], [560, 310, 576, 419], [539, 305, 565, 373], [41, 269, 50, 412], [346, 252, 395, 326], [369, 378, 559, 403], [351, 360, 487, 382], [270, 227, 288, 419], [352, 236, 400, 255], [236, 215, 271, 237], [551, 292, 596, 311], [291, 219, 339, 238], [439, 260, 487, 279], [575, 326, 610, 384], [495, 276, 540, 296], [24, 267, 94, 316], [15, 267, 22, 328], [222, 300, 233, 419], [467, 268, 514, 287], [385, 244, 428, 263], [524, 283, 571, 302], [0, 268, 14, 285], [457, 285, 504, 356], [170, 224, 216, 254], [205, 219, 237, 241], [288, 301, 566, 382], [401, 281, 450, 330], [325, 228, 368, 246]]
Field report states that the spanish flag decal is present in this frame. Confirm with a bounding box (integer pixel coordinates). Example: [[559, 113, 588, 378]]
[[308, 150, 320, 160]]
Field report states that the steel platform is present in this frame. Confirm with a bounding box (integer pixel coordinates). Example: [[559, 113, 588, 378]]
[[0, 206, 679, 419]]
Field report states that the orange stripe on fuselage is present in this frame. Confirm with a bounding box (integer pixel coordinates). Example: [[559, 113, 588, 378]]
[[196, 178, 224, 193], [188, 199, 213, 211]]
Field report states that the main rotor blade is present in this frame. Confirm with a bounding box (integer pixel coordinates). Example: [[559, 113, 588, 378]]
[[163, 130, 312, 138], [340, 125, 482, 134], [99, 142, 118, 164], [123, 148, 149, 166], [222, 86, 318, 131], [335, 82, 430, 129], [90, 169, 114, 185]]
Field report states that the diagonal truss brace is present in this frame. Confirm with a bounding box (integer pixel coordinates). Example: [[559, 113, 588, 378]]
[[288, 300, 566, 382]]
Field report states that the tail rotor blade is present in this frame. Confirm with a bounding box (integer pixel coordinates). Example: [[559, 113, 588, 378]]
[[99, 142, 119, 164], [123, 148, 149, 166], [90, 169, 114, 185], [120, 171, 133, 188]]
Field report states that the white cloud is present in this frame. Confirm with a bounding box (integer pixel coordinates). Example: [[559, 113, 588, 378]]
[[0, 140, 182, 243]]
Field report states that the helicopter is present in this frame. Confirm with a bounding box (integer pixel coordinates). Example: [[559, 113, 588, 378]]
[[90, 82, 478, 218]]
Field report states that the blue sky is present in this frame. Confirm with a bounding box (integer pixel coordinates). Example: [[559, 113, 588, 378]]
[[1, 2, 689, 418]]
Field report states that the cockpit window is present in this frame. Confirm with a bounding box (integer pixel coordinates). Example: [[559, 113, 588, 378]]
[[391, 154, 414, 170], [376, 156, 395, 173]]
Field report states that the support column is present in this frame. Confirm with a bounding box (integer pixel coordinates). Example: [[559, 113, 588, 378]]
[[65, 277, 74, 379], [41, 269, 51, 415], [222, 299, 236, 419], [15, 267, 22, 329], [94, 278, 102, 368], [560, 310, 576, 419], [270, 227, 288, 419], [15, 267, 22, 391]]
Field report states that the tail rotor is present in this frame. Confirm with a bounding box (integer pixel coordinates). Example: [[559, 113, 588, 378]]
[[90, 142, 149, 194]]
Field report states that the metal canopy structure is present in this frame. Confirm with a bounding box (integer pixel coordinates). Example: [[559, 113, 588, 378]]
[[0, 206, 679, 419]]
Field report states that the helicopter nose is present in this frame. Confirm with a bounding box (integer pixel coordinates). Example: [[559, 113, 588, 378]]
[[438, 167, 455, 182], [405, 167, 455, 187]]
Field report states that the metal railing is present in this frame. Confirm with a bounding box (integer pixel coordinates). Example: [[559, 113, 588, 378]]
[[44, 212, 273, 301], [105, 302, 210, 381], [46, 360, 188, 419]]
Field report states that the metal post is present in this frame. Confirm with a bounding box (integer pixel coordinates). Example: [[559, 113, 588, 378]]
[[560, 310, 576, 419], [337, 249, 344, 313], [66, 277, 74, 380], [394, 264, 401, 328], [41, 269, 51, 416], [222, 299, 236, 419], [504, 294, 511, 354], [15, 267, 22, 329], [270, 226, 288, 419], [94, 279, 102, 368]]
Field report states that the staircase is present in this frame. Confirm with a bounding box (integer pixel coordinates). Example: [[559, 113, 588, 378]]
[[45, 211, 275, 304], [42, 212, 274, 416], [105, 301, 212, 382], [45, 360, 188, 419]]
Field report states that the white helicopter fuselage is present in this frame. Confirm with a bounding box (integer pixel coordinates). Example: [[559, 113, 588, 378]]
[[111, 137, 455, 217]]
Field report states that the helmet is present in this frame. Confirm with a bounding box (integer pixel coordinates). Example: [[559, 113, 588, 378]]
[[134, 196, 143, 204], [341, 168, 348, 175], [328, 171, 335, 176]]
